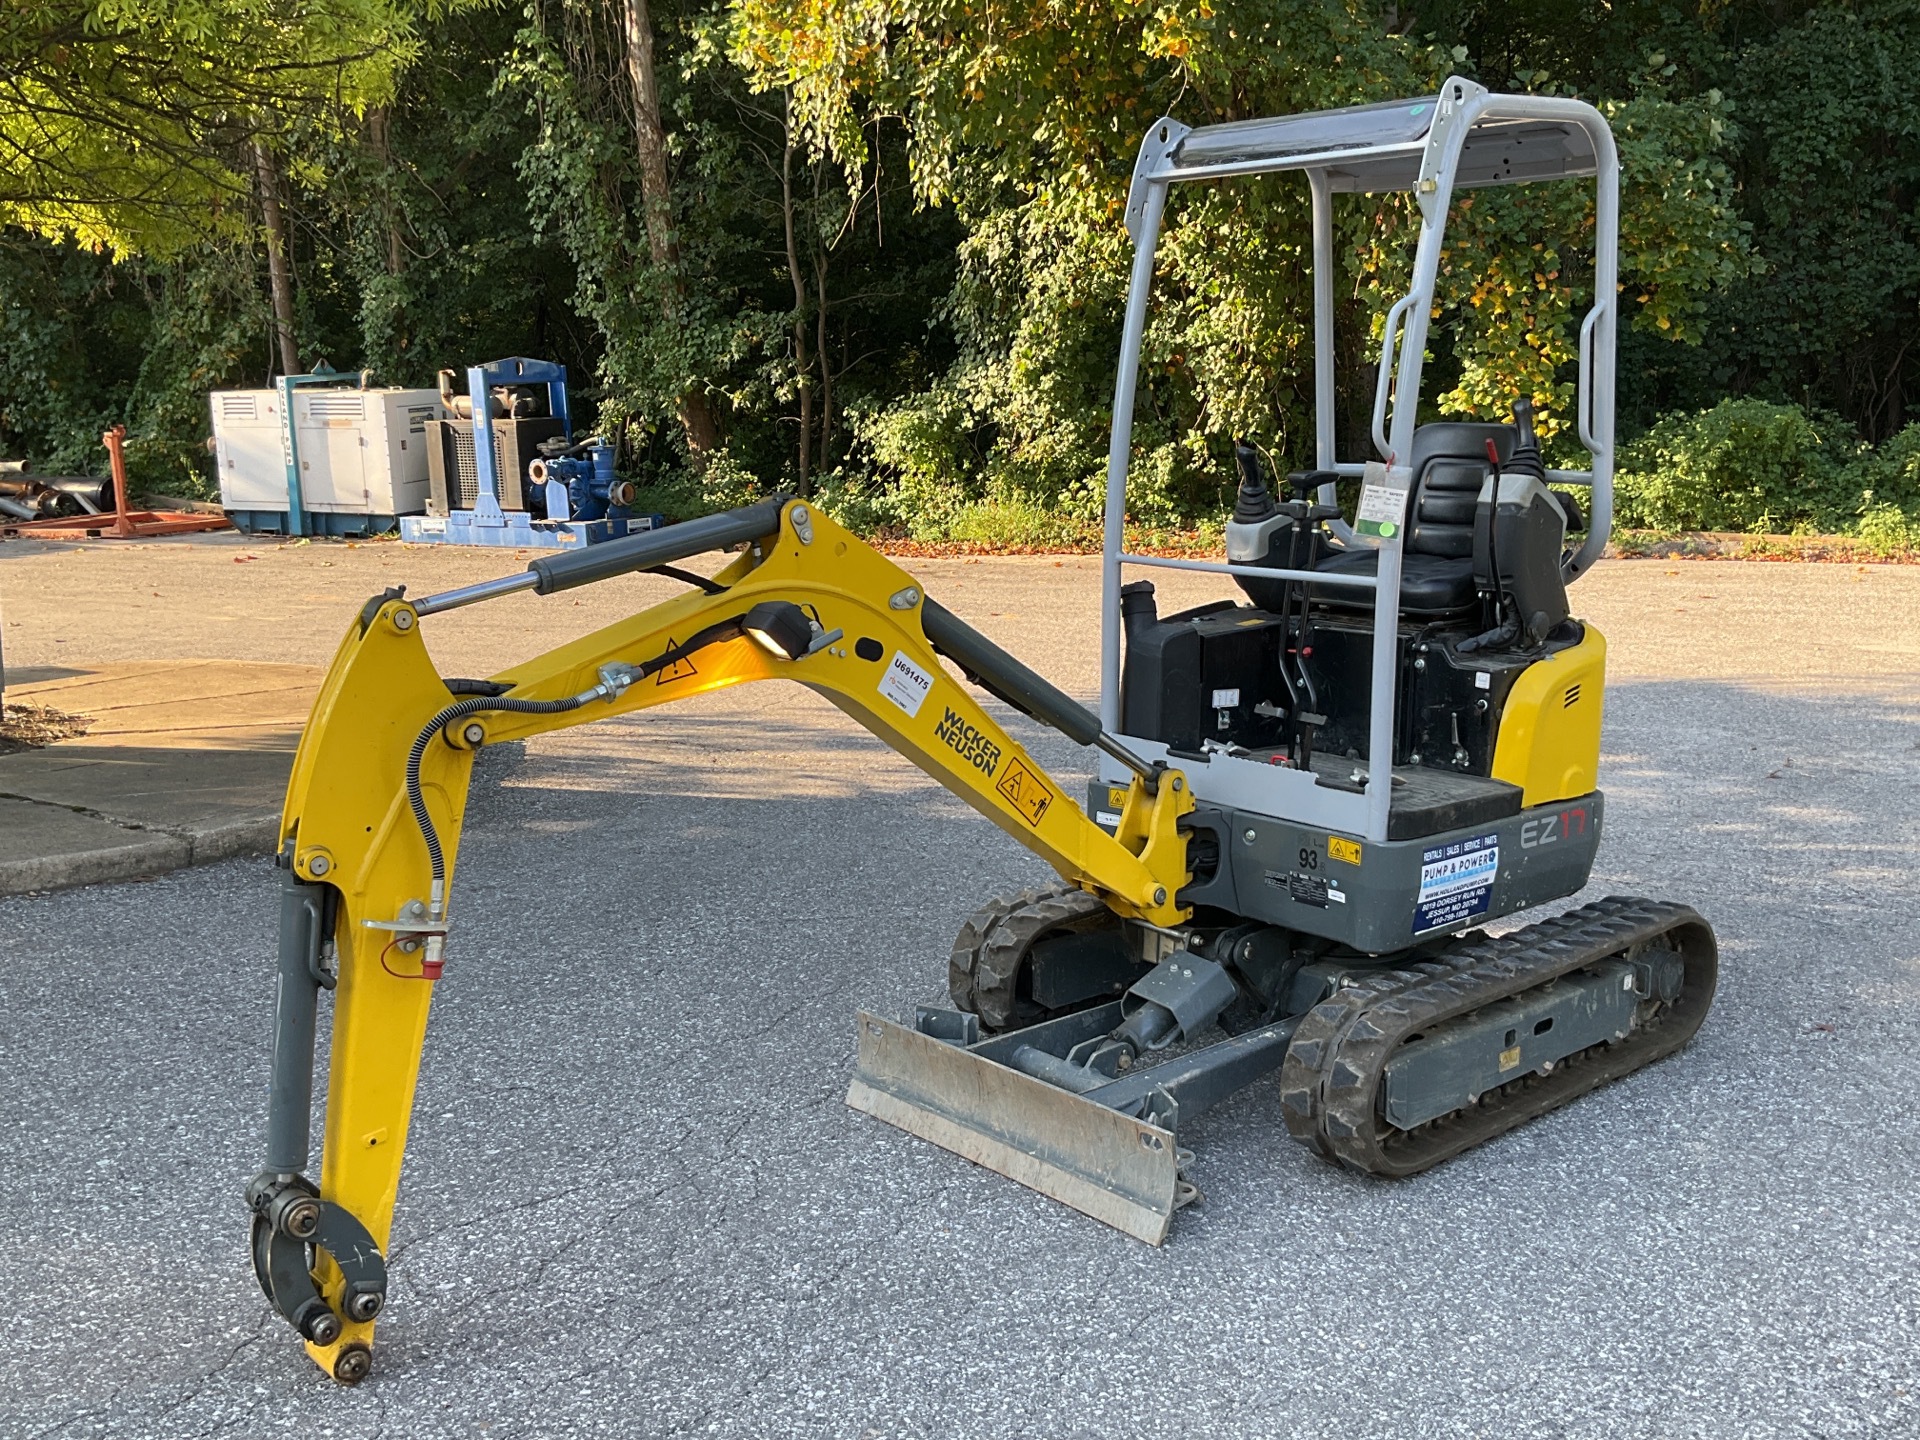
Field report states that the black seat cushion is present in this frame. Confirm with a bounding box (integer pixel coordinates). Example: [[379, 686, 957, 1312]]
[[1309, 422, 1514, 618], [1408, 458, 1485, 558], [1313, 545, 1477, 615]]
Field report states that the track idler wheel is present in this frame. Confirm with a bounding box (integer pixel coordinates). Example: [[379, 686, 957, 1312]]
[[948, 884, 1135, 1032]]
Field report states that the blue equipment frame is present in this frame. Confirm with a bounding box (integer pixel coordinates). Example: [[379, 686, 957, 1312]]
[[399, 357, 656, 550]]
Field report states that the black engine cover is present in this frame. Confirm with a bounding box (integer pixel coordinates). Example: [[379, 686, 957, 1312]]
[[1120, 600, 1289, 753]]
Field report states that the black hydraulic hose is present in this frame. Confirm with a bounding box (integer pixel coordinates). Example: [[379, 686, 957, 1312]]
[[649, 564, 727, 595], [404, 616, 748, 887], [405, 695, 593, 887]]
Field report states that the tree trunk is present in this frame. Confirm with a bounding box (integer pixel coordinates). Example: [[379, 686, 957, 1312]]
[[253, 139, 299, 379], [812, 159, 833, 466], [620, 0, 720, 461], [813, 242, 832, 467], [367, 107, 404, 278], [782, 109, 813, 496]]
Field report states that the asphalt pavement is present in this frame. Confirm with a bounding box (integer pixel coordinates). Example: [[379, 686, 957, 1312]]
[[1, 537, 1917, 1437]]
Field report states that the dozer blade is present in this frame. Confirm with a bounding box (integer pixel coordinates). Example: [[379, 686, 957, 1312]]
[[846, 1012, 1181, 1245]]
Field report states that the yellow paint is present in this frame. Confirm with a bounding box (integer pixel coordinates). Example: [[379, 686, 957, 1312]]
[[1327, 836, 1362, 866], [1490, 625, 1607, 805], [277, 502, 1195, 1377], [1499, 1046, 1522, 1072]]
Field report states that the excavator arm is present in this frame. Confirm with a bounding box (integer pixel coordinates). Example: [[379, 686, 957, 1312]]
[[248, 498, 1193, 1382]]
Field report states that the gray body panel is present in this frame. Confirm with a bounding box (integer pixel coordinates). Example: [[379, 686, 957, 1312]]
[[1090, 782, 1603, 954]]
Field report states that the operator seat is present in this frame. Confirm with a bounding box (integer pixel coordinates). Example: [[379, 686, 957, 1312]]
[[1313, 422, 1514, 617]]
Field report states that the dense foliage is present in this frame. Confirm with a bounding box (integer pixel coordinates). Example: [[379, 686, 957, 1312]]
[[1, 0, 1915, 540], [1615, 399, 1920, 548]]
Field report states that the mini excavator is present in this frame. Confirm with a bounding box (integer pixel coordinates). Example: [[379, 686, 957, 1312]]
[[249, 79, 1716, 1383]]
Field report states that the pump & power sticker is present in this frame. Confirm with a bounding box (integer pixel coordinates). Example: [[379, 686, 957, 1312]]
[[1413, 832, 1499, 933]]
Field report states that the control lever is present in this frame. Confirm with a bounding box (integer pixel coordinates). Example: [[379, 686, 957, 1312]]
[[1277, 469, 1340, 770]]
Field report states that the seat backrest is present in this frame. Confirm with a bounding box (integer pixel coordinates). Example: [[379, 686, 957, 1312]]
[[1404, 422, 1514, 559]]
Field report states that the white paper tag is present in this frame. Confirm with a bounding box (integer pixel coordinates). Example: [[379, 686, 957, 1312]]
[[1355, 460, 1411, 540], [1211, 688, 1242, 709], [878, 651, 935, 718]]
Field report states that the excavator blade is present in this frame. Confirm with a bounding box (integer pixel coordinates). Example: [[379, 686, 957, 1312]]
[[846, 1012, 1181, 1245]]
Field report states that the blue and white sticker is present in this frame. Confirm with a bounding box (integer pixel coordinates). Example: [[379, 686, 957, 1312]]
[[1414, 833, 1499, 933]]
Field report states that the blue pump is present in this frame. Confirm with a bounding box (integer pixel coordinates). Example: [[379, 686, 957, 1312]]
[[398, 356, 659, 549]]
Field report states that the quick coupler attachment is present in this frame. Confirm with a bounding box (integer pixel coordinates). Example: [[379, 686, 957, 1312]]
[[246, 1172, 388, 1384]]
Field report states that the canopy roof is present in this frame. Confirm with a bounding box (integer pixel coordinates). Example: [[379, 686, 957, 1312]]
[[1154, 94, 1600, 193]]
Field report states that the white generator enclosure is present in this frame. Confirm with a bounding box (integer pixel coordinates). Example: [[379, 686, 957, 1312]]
[[210, 387, 442, 520]]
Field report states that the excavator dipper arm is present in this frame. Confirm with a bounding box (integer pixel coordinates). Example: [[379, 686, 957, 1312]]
[[248, 498, 1193, 1382]]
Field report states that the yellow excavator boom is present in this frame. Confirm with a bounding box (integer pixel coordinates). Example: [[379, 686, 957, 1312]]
[[249, 498, 1192, 1382]]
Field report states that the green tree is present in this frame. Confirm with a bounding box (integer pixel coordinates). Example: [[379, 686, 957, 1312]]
[[733, 0, 1749, 532], [1, 0, 426, 254]]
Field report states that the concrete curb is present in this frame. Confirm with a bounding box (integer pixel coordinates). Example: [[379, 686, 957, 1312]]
[[0, 814, 278, 897]]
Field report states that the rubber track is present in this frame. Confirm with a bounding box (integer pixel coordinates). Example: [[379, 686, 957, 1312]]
[[1277, 896, 1718, 1178], [948, 885, 1114, 1031]]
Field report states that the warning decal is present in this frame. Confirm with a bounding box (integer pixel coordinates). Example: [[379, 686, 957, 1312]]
[[1413, 832, 1499, 934], [654, 638, 698, 684], [995, 758, 1055, 827]]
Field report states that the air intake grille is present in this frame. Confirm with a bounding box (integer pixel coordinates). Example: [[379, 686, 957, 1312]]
[[307, 394, 366, 419], [449, 429, 509, 510], [1563, 683, 1582, 708], [218, 394, 258, 420]]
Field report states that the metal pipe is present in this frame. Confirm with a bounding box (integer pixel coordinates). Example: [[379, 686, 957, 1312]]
[[1100, 179, 1170, 735], [412, 571, 542, 617], [1145, 142, 1427, 187], [1310, 169, 1336, 474], [1118, 552, 1374, 589], [1363, 84, 1478, 844], [0, 476, 112, 510], [1308, 169, 1355, 545], [1008, 1045, 1110, 1095], [1093, 732, 1160, 787]]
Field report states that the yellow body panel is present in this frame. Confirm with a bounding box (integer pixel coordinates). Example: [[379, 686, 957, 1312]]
[[275, 503, 1193, 1375], [1490, 624, 1607, 805]]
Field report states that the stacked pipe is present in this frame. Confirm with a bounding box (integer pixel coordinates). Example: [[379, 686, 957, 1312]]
[[0, 467, 114, 520]]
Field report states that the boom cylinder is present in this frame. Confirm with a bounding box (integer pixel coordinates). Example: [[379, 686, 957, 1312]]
[[266, 865, 327, 1176]]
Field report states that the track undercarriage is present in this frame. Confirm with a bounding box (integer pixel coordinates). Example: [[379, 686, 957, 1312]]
[[850, 890, 1716, 1239]]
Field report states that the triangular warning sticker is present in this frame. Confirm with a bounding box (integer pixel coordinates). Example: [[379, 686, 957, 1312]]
[[655, 639, 698, 684], [994, 758, 1053, 827]]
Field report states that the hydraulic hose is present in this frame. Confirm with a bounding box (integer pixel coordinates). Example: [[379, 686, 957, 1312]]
[[404, 694, 592, 889], [403, 616, 749, 892]]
